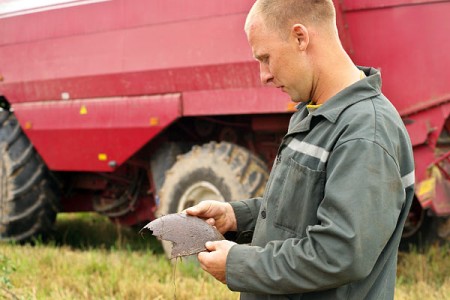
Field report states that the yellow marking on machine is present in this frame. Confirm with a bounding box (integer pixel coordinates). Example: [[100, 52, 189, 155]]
[[417, 177, 435, 197], [149, 117, 159, 126], [80, 105, 88, 115]]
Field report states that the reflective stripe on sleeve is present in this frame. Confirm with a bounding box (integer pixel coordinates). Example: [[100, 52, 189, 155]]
[[401, 171, 415, 189]]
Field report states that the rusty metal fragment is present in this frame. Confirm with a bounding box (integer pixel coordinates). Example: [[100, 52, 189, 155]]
[[142, 213, 224, 258]]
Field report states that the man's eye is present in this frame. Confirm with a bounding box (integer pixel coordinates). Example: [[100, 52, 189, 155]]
[[255, 55, 269, 64]]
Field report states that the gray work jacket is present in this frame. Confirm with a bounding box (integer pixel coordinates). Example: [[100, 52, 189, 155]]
[[227, 67, 415, 300]]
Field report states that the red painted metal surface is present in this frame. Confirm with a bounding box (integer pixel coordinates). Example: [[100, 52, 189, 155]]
[[434, 178, 450, 216], [0, 0, 253, 44], [403, 103, 450, 181], [342, 0, 448, 11], [13, 94, 181, 171], [0, 1, 257, 102], [0, 0, 450, 214], [1, 63, 265, 104], [183, 87, 292, 116], [415, 150, 450, 215], [338, 1, 450, 115], [0, 0, 290, 173], [404, 120, 430, 147]]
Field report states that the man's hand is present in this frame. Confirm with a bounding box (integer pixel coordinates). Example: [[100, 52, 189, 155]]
[[185, 200, 237, 234], [198, 240, 236, 284]]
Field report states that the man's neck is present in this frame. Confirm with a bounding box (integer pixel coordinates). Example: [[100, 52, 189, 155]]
[[310, 50, 361, 105]]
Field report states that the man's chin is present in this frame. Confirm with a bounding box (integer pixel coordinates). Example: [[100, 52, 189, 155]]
[[289, 98, 308, 104], [283, 91, 308, 103]]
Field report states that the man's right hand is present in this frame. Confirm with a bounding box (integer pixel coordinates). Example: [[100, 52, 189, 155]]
[[185, 200, 237, 234]]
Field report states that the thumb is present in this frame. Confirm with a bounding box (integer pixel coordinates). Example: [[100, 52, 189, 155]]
[[186, 201, 210, 216], [185, 205, 200, 216], [205, 241, 217, 251]]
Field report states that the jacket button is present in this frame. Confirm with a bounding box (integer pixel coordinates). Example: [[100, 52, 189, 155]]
[[276, 155, 281, 164], [261, 210, 266, 219]]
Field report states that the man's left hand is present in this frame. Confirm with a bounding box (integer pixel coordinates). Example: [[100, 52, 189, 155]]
[[198, 240, 236, 284]]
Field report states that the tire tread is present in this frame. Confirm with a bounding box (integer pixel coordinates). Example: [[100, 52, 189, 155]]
[[0, 113, 60, 242]]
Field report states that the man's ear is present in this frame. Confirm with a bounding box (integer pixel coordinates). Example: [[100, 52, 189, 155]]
[[291, 24, 309, 51]]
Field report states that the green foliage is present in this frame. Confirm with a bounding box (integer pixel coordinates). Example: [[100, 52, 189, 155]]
[[53, 213, 163, 253], [0, 253, 15, 289], [395, 242, 450, 300], [397, 243, 450, 287]]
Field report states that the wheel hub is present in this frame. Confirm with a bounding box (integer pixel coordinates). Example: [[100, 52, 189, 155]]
[[177, 181, 224, 212]]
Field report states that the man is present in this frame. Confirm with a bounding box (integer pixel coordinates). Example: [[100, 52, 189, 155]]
[[187, 0, 415, 299]]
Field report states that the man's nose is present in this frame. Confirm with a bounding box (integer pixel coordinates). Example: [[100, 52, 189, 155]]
[[260, 64, 274, 86]]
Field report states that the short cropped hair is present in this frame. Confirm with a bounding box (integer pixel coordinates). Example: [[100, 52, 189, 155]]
[[253, 0, 336, 33]]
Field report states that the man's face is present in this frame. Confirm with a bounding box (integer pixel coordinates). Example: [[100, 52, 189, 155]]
[[246, 17, 312, 103]]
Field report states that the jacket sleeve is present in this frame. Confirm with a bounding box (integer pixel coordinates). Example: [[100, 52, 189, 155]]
[[230, 197, 262, 232], [226, 139, 406, 294]]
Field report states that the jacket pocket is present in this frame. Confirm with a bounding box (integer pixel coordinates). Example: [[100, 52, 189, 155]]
[[274, 158, 326, 236]]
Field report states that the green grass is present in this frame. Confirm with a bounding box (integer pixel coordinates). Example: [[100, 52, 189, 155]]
[[396, 243, 450, 300], [0, 213, 448, 299], [0, 213, 236, 300]]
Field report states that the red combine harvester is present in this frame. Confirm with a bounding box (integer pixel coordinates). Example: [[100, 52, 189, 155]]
[[0, 0, 449, 250]]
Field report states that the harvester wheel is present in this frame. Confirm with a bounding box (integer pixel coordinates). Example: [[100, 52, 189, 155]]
[[158, 142, 269, 258], [0, 111, 60, 242], [400, 198, 440, 251]]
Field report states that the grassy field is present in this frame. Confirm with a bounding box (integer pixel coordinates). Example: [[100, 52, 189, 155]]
[[0, 213, 449, 300]]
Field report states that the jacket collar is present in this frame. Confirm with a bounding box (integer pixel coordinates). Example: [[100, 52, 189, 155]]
[[289, 66, 382, 134]]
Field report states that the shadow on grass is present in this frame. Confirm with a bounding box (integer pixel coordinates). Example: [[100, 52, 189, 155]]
[[49, 213, 164, 254]]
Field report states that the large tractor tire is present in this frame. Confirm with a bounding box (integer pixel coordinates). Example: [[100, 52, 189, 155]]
[[158, 142, 269, 258], [400, 197, 450, 251], [0, 111, 60, 242]]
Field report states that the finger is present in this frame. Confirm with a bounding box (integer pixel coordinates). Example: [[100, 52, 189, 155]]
[[205, 241, 217, 251], [186, 201, 210, 216], [205, 218, 215, 226], [198, 251, 209, 268], [199, 262, 207, 272], [185, 206, 199, 216]]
